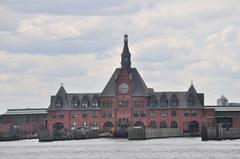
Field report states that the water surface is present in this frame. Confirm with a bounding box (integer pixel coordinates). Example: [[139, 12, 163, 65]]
[[0, 137, 240, 159]]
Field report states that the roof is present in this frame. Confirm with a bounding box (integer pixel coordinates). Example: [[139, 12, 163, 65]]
[[154, 91, 204, 108], [48, 92, 101, 110], [3, 108, 48, 115], [101, 67, 151, 97], [205, 106, 240, 112]]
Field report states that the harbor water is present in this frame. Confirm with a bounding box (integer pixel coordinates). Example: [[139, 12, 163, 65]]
[[0, 137, 240, 159]]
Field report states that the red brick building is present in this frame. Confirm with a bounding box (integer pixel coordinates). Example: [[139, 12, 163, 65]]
[[0, 108, 47, 136], [47, 35, 215, 136]]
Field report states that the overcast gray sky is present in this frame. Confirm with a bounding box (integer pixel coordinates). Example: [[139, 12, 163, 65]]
[[0, 0, 240, 113]]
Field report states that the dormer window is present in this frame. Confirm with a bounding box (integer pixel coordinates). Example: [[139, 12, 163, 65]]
[[149, 95, 158, 107], [56, 96, 63, 107], [92, 95, 100, 108], [159, 94, 168, 107], [187, 94, 195, 106], [170, 94, 179, 107], [71, 96, 79, 108], [82, 95, 90, 108]]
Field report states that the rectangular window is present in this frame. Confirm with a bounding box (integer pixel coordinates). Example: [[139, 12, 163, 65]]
[[191, 111, 197, 116], [184, 111, 190, 117], [133, 111, 139, 117], [160, 112, 167, 117], [150, 112, 156, 117], [59, 112, 64, 119], [92, 111, 97, 118], [72, 112, 77, 118], [140, 112, 146, 117], [102, 112, 107, 118], [108, 112, 114, 118], [82, 112, 88, 118], [92, 121, 98, 129]]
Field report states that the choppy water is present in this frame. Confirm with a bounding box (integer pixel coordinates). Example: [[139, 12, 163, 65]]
[[0, 137, 240, 159]]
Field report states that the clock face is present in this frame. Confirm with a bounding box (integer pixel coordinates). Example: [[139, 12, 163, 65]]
[[118, 83, 129, 94]]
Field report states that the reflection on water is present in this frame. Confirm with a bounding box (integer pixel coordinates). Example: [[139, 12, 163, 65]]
[[0, 137, 240, 159]]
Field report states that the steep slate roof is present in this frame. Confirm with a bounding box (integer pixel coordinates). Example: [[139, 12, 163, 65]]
[[101, 67, 151, 97], [153, 91, 204, 108], [48, 86, 100, 110]]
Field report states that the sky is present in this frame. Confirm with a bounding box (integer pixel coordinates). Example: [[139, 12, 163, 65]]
[[0, 0, 240, 113]]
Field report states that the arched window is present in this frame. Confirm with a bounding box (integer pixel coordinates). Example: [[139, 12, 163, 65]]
[[170, 94, 179, 107], [56, 96, 63, 107], [92, 95, 100, 108], [170, 121, 178, 128], [71, 96, 79, 108], [82, 121, 88, 129], [150, 121, 157, 129], [134, 121, 144, 128], [160, 121, 167, 128], [187, 94, 195, 106], [149, 95, 158, 107], [82, 95, 90, 108], [159, 94, 168, 107], [171, 110, 177, 117]]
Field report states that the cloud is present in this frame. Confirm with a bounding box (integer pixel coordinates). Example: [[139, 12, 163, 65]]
[[0, 0, 240, 113]]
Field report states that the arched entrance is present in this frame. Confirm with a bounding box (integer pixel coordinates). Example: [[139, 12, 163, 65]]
[[103, 121, 114, 132], [170, 121, 178, 128], [134, 121, 144, 128], [188, 121, 199, 133], [52, 122, 64, 139], [160, 121, 167, 128], [150, 121, 157, 128]]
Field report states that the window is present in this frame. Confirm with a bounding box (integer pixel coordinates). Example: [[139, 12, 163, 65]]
[[56, 96, 63, 107], [71, 96, 79, 107], [102, 101, 106, 107], [102, 100, 112, 108], [149, 95, 158, 107], [160, 111, 167, 117], [150, 112, 156, 117], [134, 100, 145, 107], [150, 121, 157, 128], [71, 122, 77, 129], [72, 112, 77, 118], [159, 94, 168, 107], [92, 95, 99, 108], [92, 121, 98, 129], [160, 121, 167, 128], [118, 101, 128, 108], [58, 112, 64, 118], [191, 111, 197, 116], [140, 112, 146, 117], [187, 94, 195, 106], [184, 111, 190, 117], [108, 112, 114, 118], [102, 112, 107, 118], [170, 121, 178, 128], [92, 101, 99, 107], [82, 121, 88, 129], [133, 111, 139, 117], [170, 94, 179, 107], [82, 95, 90, 108], [82, 112, 88, 118], [171, 111, 177, 117], [92, 111, 97, 118]]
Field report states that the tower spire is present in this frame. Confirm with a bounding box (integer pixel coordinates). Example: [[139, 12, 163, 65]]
[[121, 34, 131, 71]]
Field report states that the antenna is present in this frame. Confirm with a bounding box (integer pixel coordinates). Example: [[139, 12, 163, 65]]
[[60, 82, 64, 87]]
